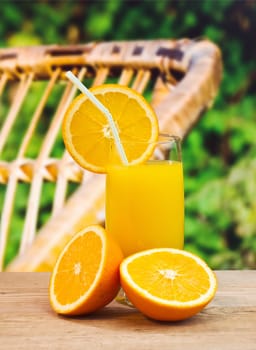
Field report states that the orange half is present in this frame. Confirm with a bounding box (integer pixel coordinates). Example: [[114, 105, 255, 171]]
[[62, 84, 159, 173], [120, 248, 217, 321], [49, 225, 123, 315]]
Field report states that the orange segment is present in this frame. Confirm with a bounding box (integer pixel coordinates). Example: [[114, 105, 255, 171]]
[[49, 225, 123, 315], [62, 84, 159, 173], [120, 248, 217, 321]]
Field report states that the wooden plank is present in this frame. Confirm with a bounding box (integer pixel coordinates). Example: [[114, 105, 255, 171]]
[[0, 271, 255, 350]]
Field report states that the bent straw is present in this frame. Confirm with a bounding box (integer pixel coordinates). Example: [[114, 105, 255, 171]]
[[65, 71, 128, 165]]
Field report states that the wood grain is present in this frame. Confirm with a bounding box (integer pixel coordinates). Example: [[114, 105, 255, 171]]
[[0, 271, 255, 350]]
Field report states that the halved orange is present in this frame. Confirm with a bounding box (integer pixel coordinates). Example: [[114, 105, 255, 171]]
[[120, 248, 217, 321], [62, 84, 159, 173], [49, 225, 123, 315]]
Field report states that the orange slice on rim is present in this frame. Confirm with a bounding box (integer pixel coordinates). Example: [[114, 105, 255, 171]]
[[120, 248, 217, 321], [62, 84, 159, 173], [49, 225, 123, 315]]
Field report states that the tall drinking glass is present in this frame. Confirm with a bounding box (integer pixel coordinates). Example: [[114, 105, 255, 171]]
[[105, 134, 184, 304], [106, 134, 184, 253]]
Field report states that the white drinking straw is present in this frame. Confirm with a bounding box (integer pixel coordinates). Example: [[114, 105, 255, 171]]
[[65, 71, 128, 165]]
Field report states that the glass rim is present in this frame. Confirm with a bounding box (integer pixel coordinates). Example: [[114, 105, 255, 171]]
[[157, 133, 181, 144], [117, 133, 181, 146]]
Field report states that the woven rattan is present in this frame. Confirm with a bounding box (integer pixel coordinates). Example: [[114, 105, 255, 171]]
[[0, 39, 222, 271]]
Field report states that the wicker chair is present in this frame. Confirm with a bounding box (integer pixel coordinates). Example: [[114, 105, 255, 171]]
[[0, 39, 222, 271]]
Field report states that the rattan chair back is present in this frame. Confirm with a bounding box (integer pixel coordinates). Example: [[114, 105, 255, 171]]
[[0, 39, 222, 271]]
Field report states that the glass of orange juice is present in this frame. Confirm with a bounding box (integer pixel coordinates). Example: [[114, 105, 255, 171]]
[[105, 134, 184, 303]]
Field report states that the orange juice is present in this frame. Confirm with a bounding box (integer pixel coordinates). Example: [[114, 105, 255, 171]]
[[105, 160, 184, 257]]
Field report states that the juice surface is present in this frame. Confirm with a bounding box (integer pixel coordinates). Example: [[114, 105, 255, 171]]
[[105, 161, 184, 257]]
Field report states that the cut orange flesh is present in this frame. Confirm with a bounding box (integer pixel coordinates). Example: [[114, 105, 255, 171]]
[[49, 225, 123, 315], [120, 248, 217, 321], [62, 84, 159, 173]]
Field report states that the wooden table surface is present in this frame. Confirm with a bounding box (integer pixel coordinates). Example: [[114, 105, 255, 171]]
[[0, 271, 255, 350]]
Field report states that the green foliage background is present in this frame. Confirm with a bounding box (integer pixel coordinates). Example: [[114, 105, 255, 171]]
[[1, 0, 256, 269]]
